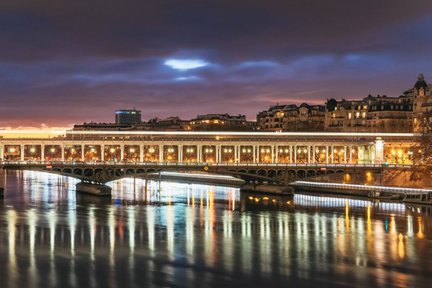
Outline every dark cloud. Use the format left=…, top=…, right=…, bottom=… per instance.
left=1, top=0, right=432, bottom=127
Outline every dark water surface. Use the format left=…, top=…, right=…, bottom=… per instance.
left=0, top=170, right=432, bottom=288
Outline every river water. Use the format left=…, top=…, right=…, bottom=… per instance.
left=0, top=170, right=432, bottom=288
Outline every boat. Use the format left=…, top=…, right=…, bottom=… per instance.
left=403, top=192, right=432, bottom=205
left=76, top=182, right=112, bottom=196
left=368, top=190, right=404, bottom=200
left=241, top=183, right=294, bottom=195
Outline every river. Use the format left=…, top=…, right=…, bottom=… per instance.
left=0, top=170, right=431, bottom=287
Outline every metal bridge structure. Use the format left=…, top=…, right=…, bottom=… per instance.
left=0, top=130, right=416, bottom=193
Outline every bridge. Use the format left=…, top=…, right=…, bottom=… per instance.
left=0, top=130, right=416, bottom=195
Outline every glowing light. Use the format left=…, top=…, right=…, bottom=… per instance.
left=164, top=59, right=208, bottom=70
left=65, top=130, right=416, bottom=137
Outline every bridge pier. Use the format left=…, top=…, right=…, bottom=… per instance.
left=76, top=181, right=111, bottom=196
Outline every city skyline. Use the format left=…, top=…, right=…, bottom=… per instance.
left=1, top=0, right=432, bottom=128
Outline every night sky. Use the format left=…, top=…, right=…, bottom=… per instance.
left=1, top=0, right=432, bottom=128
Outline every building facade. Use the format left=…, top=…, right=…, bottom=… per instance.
left=258, top=74, right=431, bottom=133
left=324, top=95, right=413, bottom=132
left=188, top=114, right=256, bottom=131
left=115, top=109, right=142, bottom=125
left=257, top=103, right=325, bottom=131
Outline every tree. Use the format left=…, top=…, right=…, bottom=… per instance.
left=410, top=110, right=432, bottom=182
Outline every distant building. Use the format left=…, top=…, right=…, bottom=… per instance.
left=188, top=114, right=256, bottom=131
left=257, top=103, right=325, bottom=131
left=324, top=95, right=413, bottom=132
left=115, top=109, right=142, bottom=125
left=145, top=117, right=189, bottom=130
left=404, top=74, right=432, bottom=131
left=73, top=122, right=133, bottom=131
left=324, top=74, right=432, bottom=132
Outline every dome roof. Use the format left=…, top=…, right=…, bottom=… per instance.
left=415, top=73, right=428, bottom=90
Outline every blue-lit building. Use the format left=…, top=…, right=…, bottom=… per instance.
left=115, top=109, right=142, bottom=125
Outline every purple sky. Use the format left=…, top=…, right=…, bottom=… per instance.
left=1, top=0, right=432, bottom=128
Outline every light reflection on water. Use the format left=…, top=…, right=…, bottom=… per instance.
left=0, top=170, right=432, bottom=287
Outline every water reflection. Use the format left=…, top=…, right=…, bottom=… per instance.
left=0, top=170, right=432, bottom=287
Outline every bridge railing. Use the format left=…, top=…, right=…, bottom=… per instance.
left=0, top=160, right=412, bottom=169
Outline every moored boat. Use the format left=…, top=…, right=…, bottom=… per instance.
left=76, top=182, right=112, bottom=196
left=403, top=192, right=432, bottom=205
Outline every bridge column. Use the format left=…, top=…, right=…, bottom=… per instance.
left=252, top=145, right=256, bottom=163
left=159, top=145, right=163, bottom=162
left=349, top=145, right=353, bottom=164
left=61, top=145, right=65, bottom=162
left=271, top=145, right=275, bottom=163
left=234, top=145, right=239, bottom=163
left=20, top=144, right=24, bottom=161
left=0, top=145, right=3, bottom=161
left=374, top=138, right=384, bottom=164
left=331, top=145, right=334, bottom=164
left=120, top=145, right=125, bottom=161
left=178, top=145, right=183, bottom=162
left=41, top=145, right=45, bottom=161
left=139, top=145, right=144, bottom=162
left=216, top=145, right=221, bottom=163
left=101, top=145, right=105, bottom=161
left=344, top=146, right=347, bottom=164
left=312, top=145, right=316, bottom=164
left=294, top=145, right=297, bottom=163
left=198, top=145, right=203, bottom=162
left=274, top=145, right=278, bottom=163
left=81, top=145, right=84, bottom=161
left=290, top=145, right=293, bottom=163
left=307, top=146, right=311, bottom=164
left=325, top=145, right=329, bottom=164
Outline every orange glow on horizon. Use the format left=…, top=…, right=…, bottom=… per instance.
left=0, top=128, right=68, bottom=138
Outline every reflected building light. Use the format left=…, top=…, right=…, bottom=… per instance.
left=278, top=214, right=285, bottom=240
left=69, top=209, right=77, bottom=256
left=314, top=214, right=320, bottom=237
left=166, top=205, right=174, bottom=260
left=7, top=210, right=17, bottom=282
left=231, top=188, right=236, bottom=211
left=27, top=209, right=37, bottom=257
left=260, top=214, right=272, bottom=274
left=88, top=206, right=96, bottom=261
left=27, top=208, right=38, bottom=284
left=128, top=208, right=136, bottom=253
left=223, top=210, right=233, bottom=238
left=185, top=207, right=195, bottom=264
left=374, top=221, right=385, bottom=264
left=417, top=217, right=424, bottom=239
left=242, top=214, right=251, bottom=238
left=147, top=207, right=155, bottom=255
left=48, top=210, right=57, bottom=256
left=240, top=214, right=253, bottom=275
left=398, top=233, right=406, bottom=259
left=204, top=209, right=213, bottom=265
left=109, top=207, right=116, bottom=266
left=222, top=210, right=234, bottom=274
left=321, top=217, right=327, bottom=237
left=390, top=215, right=397, bottom=235
left=407, top=215, right=414, bottom=237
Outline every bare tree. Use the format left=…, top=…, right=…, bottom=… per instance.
left=410, top=110, right=432, bottom=181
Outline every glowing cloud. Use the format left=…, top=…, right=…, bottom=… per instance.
left=164, top=59, right=208, bottom=70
